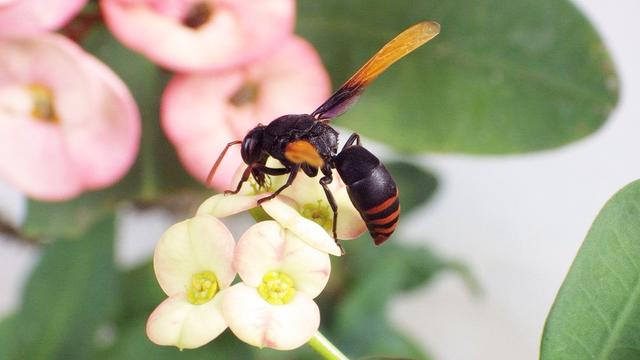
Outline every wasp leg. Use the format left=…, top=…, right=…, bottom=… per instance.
left=257, top=165, right=300, bottom=204
left=342, top=133, right=361, bottom=150
left=319, top=168, right=345, bottom=254
left=258, top=166, right=290, bottom=176
left=224, top=166, right=252, bottom=195
left=224, top=165, right=290, bottom=195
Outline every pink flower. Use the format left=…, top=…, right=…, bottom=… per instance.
left=0, top=33, right=140, bottom=200
left=223, top=220, right=330, bottom=350
left=0, top=0, right=88, bottom=33
left=161, top=36, right=330, bottom=189
left=147, top=214, right=236, bottom=349
left=101, top=0, right=295, bottom=72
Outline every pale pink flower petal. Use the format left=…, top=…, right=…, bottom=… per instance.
left=223, top=283, right=320, bottom=350
left=261, top=198, right=342, bottom=256
left=101, top=0, right=294, bottom=72
left=154, top=215, right=235, bottom=296
left=162, top=36, right=330, bottom=189
left=234, top=221, right=330, bottom=297
left=0, top=33, right=139, bottom=200
left=0, top=0, right=88, bottom=33
left=333, top=187, right=367, bottom=239
left=146, top=292, right=227, bottom=349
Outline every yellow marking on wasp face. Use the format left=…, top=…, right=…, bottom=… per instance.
left=284, top=140, right=324, bottom=168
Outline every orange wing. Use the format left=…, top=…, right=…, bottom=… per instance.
left=312, top=21, right=440, bottom=120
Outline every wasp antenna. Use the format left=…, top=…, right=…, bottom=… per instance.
left=206, top=140, right=242, bottom=187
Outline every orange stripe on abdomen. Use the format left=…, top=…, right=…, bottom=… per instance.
left=372, top=221, right=399, bottom=235
left=368, top=207, right=401, bottom=225
left=364, top=189, right=399, bottom=215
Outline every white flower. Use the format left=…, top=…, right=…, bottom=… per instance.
left=146, top=215, right=235, bottom=350
left=197, top=160, right=366, bottom=256
left=222, top=220, right=330, bottom=350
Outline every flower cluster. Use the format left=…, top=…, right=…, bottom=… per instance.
left=0, top=0, right=328, bottom=200
left=147, top=163, right=366, bottom=350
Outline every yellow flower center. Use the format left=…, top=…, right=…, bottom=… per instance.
left=258, top=271, right=296, bottom=305
left=27, top=84, right=58, bottom=123
left=187, top=271, right=219, bottom=305
left=182, top=2, right=213, bottom=29
left=230, top=82, right=259, bottom=107
left=301, top=200, right=333, bottom=232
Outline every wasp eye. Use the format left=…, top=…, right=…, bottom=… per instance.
left=241, top=128, right=263, bottom=164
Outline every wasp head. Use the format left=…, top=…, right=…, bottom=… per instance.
left=241, top=126, right=265, bottom=164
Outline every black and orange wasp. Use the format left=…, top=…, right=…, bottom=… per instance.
left=207, top=21, right=440, bottom=247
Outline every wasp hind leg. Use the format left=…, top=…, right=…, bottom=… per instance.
left=319, top=169, right=345, bottom=254
left=342, top=133, right=361, bottom=151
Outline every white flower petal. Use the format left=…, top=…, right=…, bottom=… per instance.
left=223, top=283, right=319, bottom=350
left=196, top=193, right=264, bottom=218
left=261, top=198, right=342, bottom=256
left=278, top=170, right=325, bottom=205
left=234, top=221, right=330, bottom=297
left=154, top=215, right=235, bottom=295
left=146, top=293, right=227, bottom=350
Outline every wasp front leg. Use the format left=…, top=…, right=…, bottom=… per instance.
left=225, top=165, right=290, bottom=195
left=224, top=166, right=252, bottom=195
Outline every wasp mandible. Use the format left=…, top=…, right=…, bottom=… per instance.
left=208, top=21, right=440, bottom=246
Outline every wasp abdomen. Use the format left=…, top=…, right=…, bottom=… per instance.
left=335, top=146, right=399, bottom=245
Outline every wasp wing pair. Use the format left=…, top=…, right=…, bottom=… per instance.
left=311, top=21, right=440, bottom=121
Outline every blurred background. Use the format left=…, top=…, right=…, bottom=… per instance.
left=1, top=0, right=638, bottom=359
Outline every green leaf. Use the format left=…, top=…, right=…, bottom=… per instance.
left=331, top=242, right=438, bottom=359
left=22, top=184, right=133, bottom=238
left=116, top=261, right=164, bottom=324
left=541, top=180, right=640, bottom=360
left=386, top=161, right=437, bottom=215
left=11, top=214, right=118, bottom=360
left=97, top=317, right=254, bottom=360
left=298, top=0, right=618, bottom=153
left=316, top=238, right=470, bottom=359
left=0, top=315, right=15, bottom=359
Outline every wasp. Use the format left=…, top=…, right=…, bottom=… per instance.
left=208, top=21, right=440, bottom=246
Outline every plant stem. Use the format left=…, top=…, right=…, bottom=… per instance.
left=308, top=331, right=350, bottom=360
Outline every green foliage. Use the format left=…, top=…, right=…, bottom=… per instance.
left=22, top=185, right=132, bottom=238
left=541, top=180, right=640, bottom=360
left=6, top=0, right=622, bottom=359
left=387, top=161, right=438, bottom=214
left=0, top=315, right=15, bottom=359
left=5, top=214, right=118, bottom=360
left=298, top=0, right=618, bottom=154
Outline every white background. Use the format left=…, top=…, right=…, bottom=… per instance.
left=1, top=0, right=639, bottom=359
